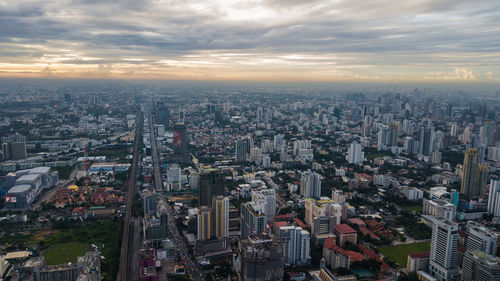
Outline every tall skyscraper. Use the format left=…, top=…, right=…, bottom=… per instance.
left=450, top=122, right=458, bottom=137
left=273, top=134, right=285, bottom=151
left=462, top=250, right=500, bottom=281
left=261, top=139, right=273, bottom=153
left=300, top=171, right=321, bottom=199
left=178, top=108, right=185, bottom=124
left=429, top=218, right=460, bottom=281
left=197, top=206, right=211, bottom=241
left=172, top=123, right=188, bottom=155
left=155, top=102, right=170, bottom=127
left=461, top=148, right=480, bottom=198
left=466, top=222, right=498, bottom=256
left=262, top=155, right=271, bottom=168
left=419, top=126, right=435, bottom=157
left=241, top=202, right=268, bottom=238
left=479, top=165, right=491, bottom=198
left=480, top=120, right=495, bottom=147
left=377, top=125, right=390, bottom=151
left=388, top=121, right=400, bottom=146
left=199, top=169, right=224, bottom=208
left=2, top=142, right=27, bottom=160
left=346, top=141, right=364, bottom=165
left=235, top=140, right=248, bottom=163
left=256, top=106, right=263, bottom=123
left=278, top=226, right=311, bottom=266
left=213, top=196, right=229, bottom=239
left=488, top=178, right=500, bottom=216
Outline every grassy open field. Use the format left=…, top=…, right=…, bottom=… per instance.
left=379, top=241, right=431, bottom=267
left=44, top=242, right=88, bottom=265
left=0, top=220, right=122, bottom=281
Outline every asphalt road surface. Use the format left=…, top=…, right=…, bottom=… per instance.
left=116, top=111, right=142, bottom=281
left=149, top=109, right=204, bottom=281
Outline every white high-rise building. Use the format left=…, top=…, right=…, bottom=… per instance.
left=167, top=165, right=182, bottom=191
left=466, top=221, right=498, bottom=256
left=377, top=125, right=390, bottom=151
left=251, top=188, right=277, bottom=219
left=480, top=121, right=495, bottom=147
left=261, top=139, right=273, bottom=153
left=300, top=171, right=321, bottom=199
left=256, top=107, right=263, bottom=123
left=423, top=198, right=456, bottom=221
left=487, top=178, right=500, bottom=216
left=273, top=134, right=285, bottom=151
left=450, top=122, right=458, bottom=137
left=346, top=141, right=364, bottom=165
left=429, top=218, right=460, bottom=281
left=262, top=155, right=271, bottom=168
left=462, top=250, right=500, bottom=281
left=278, top=226, right=311, bottom=266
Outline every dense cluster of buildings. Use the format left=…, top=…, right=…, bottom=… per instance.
left=5, top=84, right=500, bottom=281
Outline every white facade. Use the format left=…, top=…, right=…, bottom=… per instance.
left=262, top=155, right=271, bottom=168
left=261, top=139, right=273, bottom=153
left=429, top=218, right=460, bottom=281
left=300, top=171, right=321, bottom=199
left=346, top=141, right=364, bottom=165
left=401, top=186, right=424, bottom=201
left=488, top=178, right=500, bottom=216
left=278, top=226, right=311, bottom=266
left=466, top=221, right=498, bottom=256
left=423, top=199, right=456, bottom=221
left=251, top=188, right=277, bottom=219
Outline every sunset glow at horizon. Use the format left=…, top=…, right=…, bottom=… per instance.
left=1, top=0, right=499, bottom=81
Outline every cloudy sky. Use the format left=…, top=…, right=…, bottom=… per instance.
left=0, top=0, right=499, bottom=81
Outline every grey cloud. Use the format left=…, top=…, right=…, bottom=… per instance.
left=0, top=0, right=499, bottom=80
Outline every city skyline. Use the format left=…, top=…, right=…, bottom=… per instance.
left=1, top=0, right=500, bottom=81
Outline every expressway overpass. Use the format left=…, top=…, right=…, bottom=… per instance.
left=116, top=111, right=143, bottom=281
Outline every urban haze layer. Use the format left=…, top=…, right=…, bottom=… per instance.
left=1, top=80, right=500, bottom=281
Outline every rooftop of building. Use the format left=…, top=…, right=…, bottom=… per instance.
left=293, top=218, right=307, bottom=229
left=347, top=218, right=365, bottom=226
left=408, top=251, right=430, bottom=259
left=5, top=251, right=31, bottom=260
left=8, top=184, right=31, bottom=194
left=16, top=174, right=40, bottom=182
left=467, top=250, right=500, bottom=265
left=334, top=223, right=356, bottom=234
left=323, top=237, right=364, bottom=263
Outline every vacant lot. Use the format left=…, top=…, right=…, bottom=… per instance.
left=379, top=241, right=431, bottom=267
left=43, top=242, right=88, bottom=265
